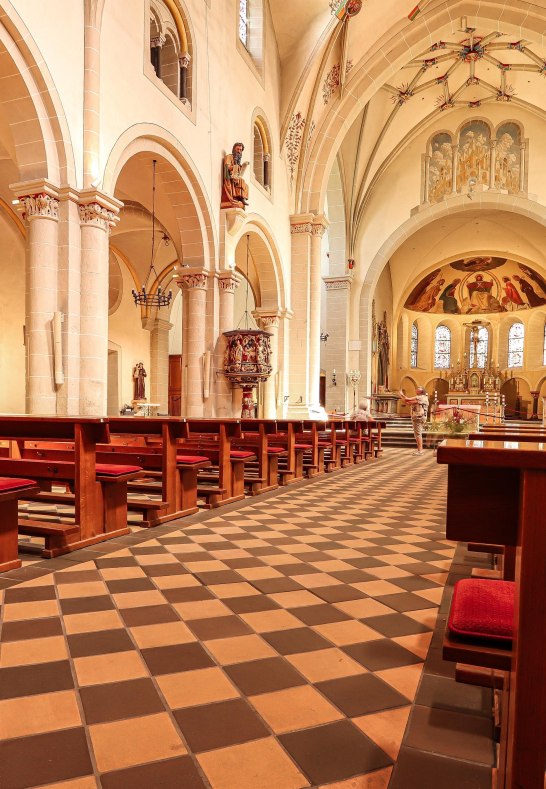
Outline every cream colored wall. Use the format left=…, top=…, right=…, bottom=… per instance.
left=0, top=218, right=25, bottom=412
left=108, top=263, right=151, bottom=407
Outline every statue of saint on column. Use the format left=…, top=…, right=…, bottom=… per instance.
left=132, top=362, right=147, bottom=401
left=221, top=143, right=249, bottom=209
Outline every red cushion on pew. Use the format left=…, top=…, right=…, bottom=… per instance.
left=294, top=444, right=312, bottom=450
left=96, top=464, right=142, bottom=476
left=176, top=455, right=210, bottom=464
left=448, top=578, right=514, bottom=643
left=230, top=450, right=255, bottom=459
left=0, top=477, right=37, bottom=492
left=267, top=447, right=286, bottom=454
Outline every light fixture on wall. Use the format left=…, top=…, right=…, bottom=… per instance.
left=320, top=330, right=329, bottom=343
left=132, top=159, right=173, bottom=309
left=332, top=369, right=337, bottom=386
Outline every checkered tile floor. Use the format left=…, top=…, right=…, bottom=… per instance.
left=0, top=449, right=494, bottom=788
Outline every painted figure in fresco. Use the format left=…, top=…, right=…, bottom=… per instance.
left=518, top=264, right=546, bottom=300
left=439, top=279, right=461, bottom=314
left=132, top=362, right=147, bottom=400
left=222, top=143, right=249, bottom=208
left=466, top=274, right=501, bottom=313
left=513, top=276, right=546, bottom=308
left=405, top=269, right=441, bottom=309
left=502, top=276, right=525, bottom=310
left=234, top=337, right=243, bottom=365
left=411, top=278, right=445, bottom=312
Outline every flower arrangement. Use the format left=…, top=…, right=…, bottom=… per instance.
left=427, top=407, right=475, bottom=435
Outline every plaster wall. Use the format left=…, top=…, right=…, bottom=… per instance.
left=0, top=218, right=25, bottom=412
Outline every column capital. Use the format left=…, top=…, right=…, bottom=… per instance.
left=312, top=214, right=329, bottom=236
left=290, top=213, right=314, bottom=234
left=323, top=275, right=353, bottom=291
left=79, top=189, right=123, bottom=231
left=217, top=270, right=241, bottom=292
left=11, top=179, right=60, bottom=221
left=151, top=33, right=166, bottom=47
left=179, top=52, right=191, bottom=67
left=177, top=267, right=208, bottom=290
left=490, top=139, right=498, bottom=149
left=252, top=308, right=282, bottom=329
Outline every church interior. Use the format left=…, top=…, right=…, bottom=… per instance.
left=1, top=1, right=545, bottom=787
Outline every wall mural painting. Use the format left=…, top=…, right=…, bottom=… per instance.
left=495, top=123, right=521, bottom=192
left=429, top=133, right=453, bottom=203
left=457, top=120, right=490, bottom=195
left=405, top=258, right=546, bottom=315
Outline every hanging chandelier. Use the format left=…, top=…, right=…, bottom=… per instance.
left=132, top=159, right=173, bottom=308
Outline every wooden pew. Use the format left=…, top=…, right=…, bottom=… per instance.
left=437, top=438, right=546, bottom=788
left=0, top=417, right=141, bottom=558
left=269, top=420, right=310, bottom=483
left=297, top=420, right=326, bottom=476
left=236, top=419, right=285, bottom=494
left=0, top=477, right=40, bottom=572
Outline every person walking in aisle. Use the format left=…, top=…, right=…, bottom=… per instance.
left=398, top=387, right=429, bottom=455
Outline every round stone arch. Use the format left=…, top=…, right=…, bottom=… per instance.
left=103, top=125, right=217, bottom=269
left=0, top=1, right=74, bottom=184
left=298, top=0, right=546, bottom=216
left=230, top=215, right=286, bottom=311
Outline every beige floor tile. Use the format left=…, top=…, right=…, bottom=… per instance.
left=260, top=554, right=304, bottom=567
left=98, top=567, right=147, bottom=580
left=181, top=560, right=229, bottom=572
left=172, top=599, right=231, bottom=620
left=313, top=620, right=383, bottom=646
left=111, top=590, right=167, bottom=609
left=393, top=631, right=434, bottom=659
left=270, top=590, right=322, bottom=608
left=353, top=580, right=407, bottom=597
left=309, top=560, right=354, bottom=572
left=333, top=598, right=394, bottom=619
left=240, top=609, right=302, bottom=633
left=363, top=566, right=412, bottom=579
left=157, top=666, right=239, bottom=708
left=153, top=574, right=202, bottom=589
left=209, top=549, right=251, bottom=559
left=376, top=664, right=423, bottom=700
left=318, top=769, right=393, bottom=789
left=208, top=582, right=261, bottom=599
left=413, top=586, right=445, bottom=604
left=74, top=650, right=149, bottom=687
left=0, top=690, right=81, bottom=739
left=63, top=610, right=124, bottom=635
left=326, top=549, right=364, bottom=559
left=198, top=736, right=309, bottom=789
left=89, top=713, right=186, bottom=773
left=373, top=554, right=421, bottom=567
left=2, top=600, right=59, bottom=622
left=0, top=635, right=68, bottom=667
left=56, top=582, right=108, bottom=599
left=354, top=706, right=412, bottom=760
left=403, top=608, right=439, bottom=629
left=250, top=685, right=343, bottom=734
left=130, top=621, right=196, bottom=648
left=287, top=648, right=365, bottom=682
left=236, top=567, right=283, bottom=581
left=291, top=573, right=343, bottom=589
left=131, top=554, right=178, bottom=566
left=205, top=634, right=277, bottom=665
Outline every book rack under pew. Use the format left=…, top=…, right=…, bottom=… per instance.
left=0, top=416, right=142, bottom=558
left=0, top=477, right=40, bottom=571
left=235, top=420, right=286, bottom=494
left=268, top=420, right=310, bottom=484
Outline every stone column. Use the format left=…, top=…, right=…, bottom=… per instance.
left=253, top=310, right=281, bottom=418
left=263, top=153, right=271, bottom=191
left=78, top=193, right=121, bottom=415
left=324, top=275, right=353, bottom=413
left=150, top=33, right=165, bottom=77
left=179, top=52, right=191, bottom=103
left=451, top=144, right=459, bottom=194
left=14, top=184, right=60, bottom=414
left=309, top=216, right=328, bottom=406
left=489, top=139, right=497, bottom=189
left=177, top=269, right=208, bottom=416
left=216, top=271, right=240, bottom=416
left=83, top=0, right=105, bottom=187
left=288, top=214, right=313, bottom=414
left=519, top=142, right=526, bottom=193
left=145, top=317, right=173, bottom=413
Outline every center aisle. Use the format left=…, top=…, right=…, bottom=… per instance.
left=0, top=449, right=493, bottom=789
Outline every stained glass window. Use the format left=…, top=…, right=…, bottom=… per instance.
left=469, top=326, right=489, bottom=369
left=434, top=325, right=451, bottom=369
left=410, top=323, right=418, bottom=368
left=508, top=322, right=524, bottom=368
left=239, top=0, right=249, bottom=47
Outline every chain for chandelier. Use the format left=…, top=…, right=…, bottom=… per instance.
left=132, top=158, right=173, bottom=308
left=236, top=233, right=252, bottom=330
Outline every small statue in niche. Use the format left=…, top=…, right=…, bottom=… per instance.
left=221, top=143, right=249, bottom=209
left=132, top=362, right=147, bottom=401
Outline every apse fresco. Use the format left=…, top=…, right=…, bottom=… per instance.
left=405, top=258, right=546, bottom=315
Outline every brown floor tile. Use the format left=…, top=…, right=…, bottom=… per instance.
left=67, top=629, right=134, bottom=658
left=375, top=592, right=438, bottom=613
left=54, top=570, right=103, bottom=584
left=89, top=712, right=187, bottom=773
left=204, top=634, right=277, bottom=665
left=157, top=666, right=239, bottom=708
left=312, top=585, right=367, bottom=603
left=141, top=642, right=215, bottom=675
left=0, top=617, right=63, bottom=642
left=100, top=755, right=207, bottom=789
left=106, top=578, right=156, bottom=594
left=343, top=639, right=423, bottom=672
left=361, top=613, right=431, bottom=638
left=389, top=746, right=492, bottom=789
left=174, top=697, right=269, bottom=752
left=250, top=684, right=343, bottom=733
left=4, top=585, right=57, bottom=603
left=74, top=651, right=148, bottom=687
left=80, top=678, right=165, bottom=724
left=249, top=577, right=304, bottom=593
left=0, top=690, right=82, bottom=740
left=0, top=727, right=93, bottom=789
left=224, top=656, right=306, bottom=695
left=279, top=720, right=392, bottom=786
left=224, top=594, right=280, bottom=614
left=317, top=674, right=409, bottom=717
left=119, top=604, right=180, bottom=628
left=263, top=627, right=331, bottom=655
left=141, top=563, right=189, bottom=577
left=403, top=705, right=495, bottom=765
left=197, top=736, right=308, bottom=789
left=194, top=570, right=244, bottom=585
left=290, top=604, right=351, bottom=626
left=0, top=660, right=74, bottom=700
left=59, top=595, right=115, bottom=615
left=161, top=586, right=213, bottom=604
left=188, top=615, right=252, bottom=640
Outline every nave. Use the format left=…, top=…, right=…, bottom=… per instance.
left=0, top=450, right=494, bottom=789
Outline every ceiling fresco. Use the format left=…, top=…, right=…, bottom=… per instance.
left=404, top=257, right=546, bottom=315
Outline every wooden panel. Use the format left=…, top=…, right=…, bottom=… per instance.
left=168, top=355, right=182, bottom=416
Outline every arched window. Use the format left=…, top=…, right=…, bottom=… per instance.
left=410, top=323, right=418, bottom=368
left=239, top=0, right=249, bottom=47
left=508, top=322, right=524, bottom=368
left=469, top=326, right=489, bottom=369
left=252, top=118, right=271, bottom=191
left=434, top=325, right=451, bottom=369
left=237, top=0, right=264, bottom=75
left=150, top=0, right=192, bottom=105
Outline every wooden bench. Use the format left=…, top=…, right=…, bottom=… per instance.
left=269, top=420, right=310, bottom=483
left=437, top=438, right=546, bottom=788
left=0, top=417, right=141, bottom=558
left=297, top=420, right=325, bottom=476
left=236, top=420, right=286, bottom=494
left=0, top=477, right=40, bottom=572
